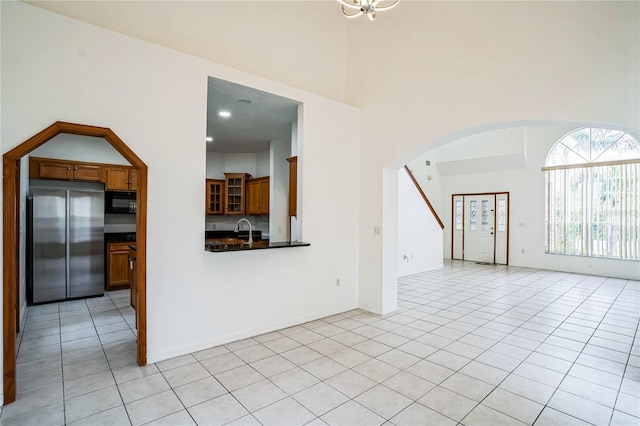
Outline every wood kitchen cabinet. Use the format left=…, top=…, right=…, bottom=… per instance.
left=29, top=157, right=140, bottom=190
left=287, top=156, right=297, bottom=217
left=224, top=173, right=250, bottom=215
left=29, top=157, right=104, bottom=182
left=246, top=177, right=270, bottom=215
left=129, top=169, right=139, bottom=191
left=106, top=166, right=138, bottom=191
left=107, top=242, right=131, bottom=290
left=205, top=179, right=225, bottom=215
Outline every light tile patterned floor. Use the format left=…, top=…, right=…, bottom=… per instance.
left=2, top=260, right=639, bottom=425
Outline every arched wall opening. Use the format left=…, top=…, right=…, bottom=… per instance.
left=379, top=120, right=640, bottom=315
left=2, top=122, right=148, bottom=405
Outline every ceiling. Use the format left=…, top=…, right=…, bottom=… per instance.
left=206, top=77, right=299, bottom=153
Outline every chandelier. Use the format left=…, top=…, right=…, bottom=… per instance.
left=338, top=0, right=400, bottom=21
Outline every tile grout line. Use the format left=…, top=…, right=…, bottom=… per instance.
left=529, top=277, right=631, bottom=425
left=87, top=293, right=132, bottom=425
left=58, top=302, right=67, bottom=425
left=606, top=280, right=640, bottom=426
left=396, top=269, right=624, bottom=425
left=395, top=268, right=591, bottom=425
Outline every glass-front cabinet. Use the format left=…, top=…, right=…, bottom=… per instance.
left=205, top=179, right=224, bottom=215
left=224, top=173, right=250, bottom=215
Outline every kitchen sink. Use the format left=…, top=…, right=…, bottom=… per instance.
left=205, top=238, right=269, bottom=251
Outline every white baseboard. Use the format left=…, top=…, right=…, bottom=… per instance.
left=147, top=303, right=359, bottom=364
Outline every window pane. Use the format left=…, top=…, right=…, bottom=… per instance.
left=497, top=200, right=506, bottom=232
left=564, top=168, right=585, bottom=255
left=590, top=128, right=625, bottom=160
left=470, top=200, right=477, bottom=231
left=546, top=127, right=640, bottom=260
left=481, top=200, right=489, bottom=230
left=455, top=200, right=463, bottom=231
left=594, top=134, right=640, bottom=162
left=557, top=128, right=591, bottom=162
left=547, top=143, right=589, bottom=166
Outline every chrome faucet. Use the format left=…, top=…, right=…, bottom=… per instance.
left=233, top=218, right=253, bottom=245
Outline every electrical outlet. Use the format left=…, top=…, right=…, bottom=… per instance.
left=373, top=226, right=381, bottom=236
left=278, top=227, right=282, bottom=234
left=521, top=249, right=525, bottom=254
left=335, top=278, right=341, bottom=287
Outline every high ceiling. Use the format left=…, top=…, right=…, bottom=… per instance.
left=206, top=77, right=299, bottom=153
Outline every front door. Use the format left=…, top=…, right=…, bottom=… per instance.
left=463, top=195, right=495, bottom=263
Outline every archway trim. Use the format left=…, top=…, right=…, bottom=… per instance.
left=3, top=121, right=147, bottom=405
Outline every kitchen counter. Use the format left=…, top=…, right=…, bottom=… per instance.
left=105, top=231, right=136, bottom=242
left=205, top=240, right=310, bottom=253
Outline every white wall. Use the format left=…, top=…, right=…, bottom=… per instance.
left=406, top=152, right=442, bottom=215
left=397, top=169, right=443, bottom=277
left=204, top=152, right=224, bottom=179
left=30, top=133, right=129, bottom=165
left=27, top=1, right=349, bottom=103
left=350, top=1, right=639, bottom=313
left=270, top=139, right=291, bottom=242
left=436, top=128, right=527, bottom=163
left=206, top=152, right=259, bottom=179
left=256, top=149, right=270, bottom=178
left=2, top=1, right=360, bottom=372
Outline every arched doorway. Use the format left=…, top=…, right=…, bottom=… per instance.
left=3, top=122, right=147, bottom=405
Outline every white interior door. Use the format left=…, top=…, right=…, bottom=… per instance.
left=463, top=195, right=495, bottom=263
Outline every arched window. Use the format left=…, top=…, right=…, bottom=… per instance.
left=543, top=128, right=640, bottom=260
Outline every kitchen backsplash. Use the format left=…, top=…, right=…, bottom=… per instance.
left=105, top=213, right=136, bottom=233
left=205, top=215, right=268, bottom=234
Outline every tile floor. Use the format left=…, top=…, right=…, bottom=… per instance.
left=1, top=260, right=639, bottom=425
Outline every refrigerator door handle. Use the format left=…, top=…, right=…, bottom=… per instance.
left=65, top=190, right=71, bottom=298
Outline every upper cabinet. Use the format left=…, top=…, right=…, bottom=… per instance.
left=206, top=174, right=270, bottom=216
left=205, top=179, right=225, bottom=215
left=246, top=177, right=270, bottom=215
left=129, top=169, right=139, bottom=191
left=30, top=157, right=138, bottom=190
left=29, top=157, right=104, bottom=182
left=287, top=156, right=297, bottom=217
left=106, top=166, right=138, bottom=191
left=224, top=173, right=251, bottom=215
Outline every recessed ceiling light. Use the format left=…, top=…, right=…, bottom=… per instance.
left=205, top=136, right=213, bottom=142
left=218, top=111, right=231, bottom=118
left=238, top=99, right=252, bottom=104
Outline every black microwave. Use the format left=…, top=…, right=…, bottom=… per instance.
left=105, top=191, right=137, bottom=214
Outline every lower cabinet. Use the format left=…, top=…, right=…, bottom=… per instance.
left=107, top=242, right=131, bottom=290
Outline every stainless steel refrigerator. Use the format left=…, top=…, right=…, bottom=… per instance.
left=27, top=179, right=105, bottom=303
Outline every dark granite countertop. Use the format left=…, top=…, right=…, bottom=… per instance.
left=105, top=232, right=136, bottom=242
left=205, top=230, right=262, bottom=240
left=205, top=240, right=310, bottom=253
